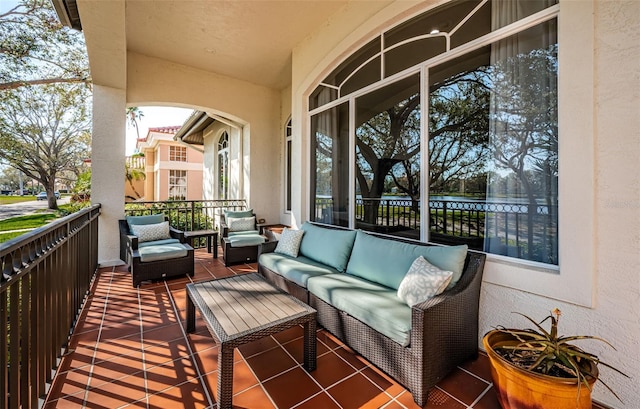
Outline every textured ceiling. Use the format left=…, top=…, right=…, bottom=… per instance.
left=124, top=1, right=351, bottom=90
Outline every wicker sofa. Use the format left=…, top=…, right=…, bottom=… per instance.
left=258, top=222, right=486, bottom=407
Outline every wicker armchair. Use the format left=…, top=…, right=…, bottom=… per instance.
left=119, top=214, right=194, bottom=287
left=220, top=210, right=266, bottom=266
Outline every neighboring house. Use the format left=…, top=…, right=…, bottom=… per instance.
left=135, top=126, right=204, bottom=201
left=54, top=1, right=640, bottom=406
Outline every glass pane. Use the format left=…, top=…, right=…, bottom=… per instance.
left=450, top=1, right=491, bottom=49
left=490, top=0, right=557, bottom=30
left=341, top=56, right=380, bottom=96
left=286, top=140, right=292, bottom=211
left=218, top=132, right=229, bottom=200
left=320, top=38, right=380, bottom=96
left=384, top=1, right=482, bottom=48
left=309, top=85, right=338, bottom=110
left=385, top=37, right=446, bottom=78
left=428, top=20, right=558, bottom=265
left=169, top=170, right=187, bottom=200
left=310, top=103, right=350, bottom=227
left=355, top=75, right=420, bottom=239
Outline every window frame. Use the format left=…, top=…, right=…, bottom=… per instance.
left=285, top=118, right=292, bottom=213
left=169, top=145, right=187, bottom=162
left=168, top=169, right=187, bottom=200
left=305, top=1, right=595, bottom=306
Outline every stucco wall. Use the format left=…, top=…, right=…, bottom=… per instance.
left=92, top=85, right=126, bottom=264
left=280, top=85, right=292, bottom=226
left=290, top=1, right=640, bottom=407
left=126, top=52, right=281, bottom=223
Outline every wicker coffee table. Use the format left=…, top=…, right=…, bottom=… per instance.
left=185, top=273, right=317, bottom=409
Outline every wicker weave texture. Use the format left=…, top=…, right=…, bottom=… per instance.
left=185, top=273, right=317, bottom=409
left=119, top=219, right=195, bottom=287
left=258, top=237, right=486, bottom=407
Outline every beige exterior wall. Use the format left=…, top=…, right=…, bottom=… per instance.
left=127, top=52, right=281, bottom=224
left=138, top=131, right=204, bottom=201
left=279, top=86, right=292, bottom=226
left=289, top=1, right=640, bottom=407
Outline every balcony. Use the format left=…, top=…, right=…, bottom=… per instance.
left=2, top=205, right=615, bottom=409
left=43, top=250, right=504, bottom=409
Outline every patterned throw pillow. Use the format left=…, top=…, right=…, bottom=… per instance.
left=227, top=216, right=256, bottom=232
left=130, top=221, right=171, bottom=243
left=274, top=228, right=305, bottom=257
left=397, top=256, right=453, bottom=306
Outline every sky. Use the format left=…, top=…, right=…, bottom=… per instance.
left=126, top=106, right=194, bottom=155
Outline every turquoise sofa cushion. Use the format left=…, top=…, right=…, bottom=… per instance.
left=228, top=234, right=265, bottom=247
left=307, top=274, right=412, bottom=346
left=138, top=243, right=188, bottom=262
left=126, top=214, right=165, bottom=227
left=299, top=223, right=357, bottom=272
left=259, top=253, right=339, bottom=288
left=346, top=231, right=468, bottom=290
left=138, top=238, right=180, bottom=248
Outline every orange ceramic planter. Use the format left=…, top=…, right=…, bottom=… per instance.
left=483, top=330, right=598, bottom=409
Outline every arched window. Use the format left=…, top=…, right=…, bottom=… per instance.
left=217, top=132, right=229, bottom=200
left=285, top=118, right=292, bottom=212
left=309, top=0, right=559, bottom=266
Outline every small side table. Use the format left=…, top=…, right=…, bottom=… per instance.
left=184, top=229, right=219, bottom=258
left=258, top=224, right=288, bottom=241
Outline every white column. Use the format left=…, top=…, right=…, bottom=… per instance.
left=92, top=85, right=126, bottom=265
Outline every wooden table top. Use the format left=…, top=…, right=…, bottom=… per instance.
left=186, top=273, right=315, bottom=343
left=184, top=229, right=218, bottom=237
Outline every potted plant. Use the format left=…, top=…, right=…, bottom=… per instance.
left=483, top=308, right=628, bottom=409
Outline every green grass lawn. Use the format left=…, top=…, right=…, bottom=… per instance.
left=0, top=213, right=58, bottom=231
left=0, top=230, right=29, bottom=242
left=0, top=195, right=37, bottom=204
left=0, top=203, right=89, bottom=244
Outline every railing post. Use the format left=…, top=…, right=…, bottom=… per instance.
left=442, top=201, right=448, bottom=234
left=191, top=201, right=195, bottom=231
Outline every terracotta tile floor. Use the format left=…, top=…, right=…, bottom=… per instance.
left=44, top=248, right=610, bottom=409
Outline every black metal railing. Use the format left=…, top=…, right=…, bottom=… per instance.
left=124, top=199, right=248, bottom=248
left=314, top=197, right=558, bottom=264
left=1, top=204, right=100, bottom=409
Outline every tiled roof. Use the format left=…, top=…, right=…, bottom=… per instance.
left=148, top=125, right=181, bottom=134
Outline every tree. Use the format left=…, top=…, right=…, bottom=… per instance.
left=354, top=70, right=490, bottom=226
left=125, top=161, right=145, bottom=201
left=0, top=0, right=90, bottom=91
left=0, top=166, right=22, bottom=191
left=356, top=93, right=421, bottom=223
left=0, top=83, right=91, bottom=209
left=72, top=168, right=91, bottom=202
left=428, top=69, right=490, bottom=194
left=126, top=107, right=144, bottom=139
left=125, top=108, right=145, bottom=200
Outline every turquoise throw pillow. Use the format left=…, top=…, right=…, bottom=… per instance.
left=224, top=209, right=253, bottom=218
left=299, top=223, right=357, bottom=272
left=346, top=231, right=467, bottom=290
left=126, top=214, right=165, bottom=229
